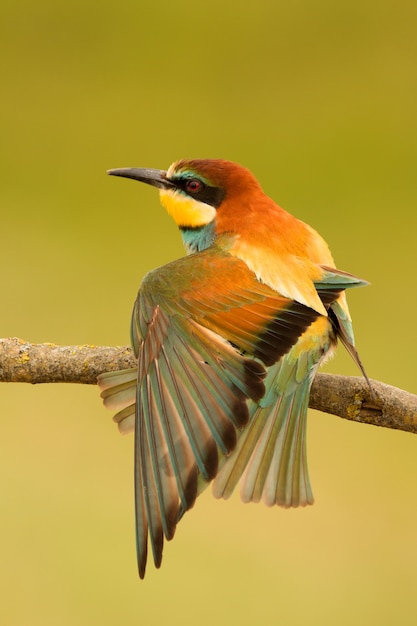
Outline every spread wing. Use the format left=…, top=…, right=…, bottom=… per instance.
left=100, top=247, right=323, bottom=577
left=98, top=249, right=369, bottom=577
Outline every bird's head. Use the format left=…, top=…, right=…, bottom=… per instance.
left=108, top=159, right=263, bottom=229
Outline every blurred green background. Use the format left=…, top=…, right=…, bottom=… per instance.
left=1, top=0, right=417, bottom=624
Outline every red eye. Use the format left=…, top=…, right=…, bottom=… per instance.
left=186, top=179, right=202, bottom=193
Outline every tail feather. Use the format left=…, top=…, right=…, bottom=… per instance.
left=261, top=384, right=312, bottom=506
left=213, top=375, right=314, bottom=507
left=212, top=315, right=332, bottom=509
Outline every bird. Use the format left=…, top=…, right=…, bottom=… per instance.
left=98, top=158, right=368, bottom=578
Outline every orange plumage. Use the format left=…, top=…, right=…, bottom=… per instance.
left=98, top=159, right=368, bottom=577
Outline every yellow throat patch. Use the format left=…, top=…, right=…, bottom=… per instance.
left=159, top=188, right=216, bottom=228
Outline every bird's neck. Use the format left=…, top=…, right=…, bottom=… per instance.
left=180, top=222, right=216, bottom=255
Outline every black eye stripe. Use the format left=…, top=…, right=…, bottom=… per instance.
left=170, top=177, right=226, bottom=208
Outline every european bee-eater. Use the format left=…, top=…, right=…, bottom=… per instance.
left=98, top=159, right=368, bottom=578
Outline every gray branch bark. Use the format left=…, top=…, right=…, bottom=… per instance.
left=1, top=337, right=416, bottom=434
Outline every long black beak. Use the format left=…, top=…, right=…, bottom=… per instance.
left=107, top=167, right=175, bottom=190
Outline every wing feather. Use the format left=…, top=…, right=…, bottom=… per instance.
left=98, top=245, right=368, bottom=577
left=132, top=303, right=268, bottom=575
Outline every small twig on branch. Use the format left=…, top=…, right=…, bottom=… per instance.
left=1, top=337, right=417, bottom=434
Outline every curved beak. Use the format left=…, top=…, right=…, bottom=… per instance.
left=107, top=167, right=175, bottom=190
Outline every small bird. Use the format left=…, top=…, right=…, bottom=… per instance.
left=98, top=159, right=368, bottom=578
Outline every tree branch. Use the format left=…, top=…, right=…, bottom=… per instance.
left=1, top=337, right=416, bottom=434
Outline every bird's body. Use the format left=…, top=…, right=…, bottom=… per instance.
left=98, top=159, right=367, bottom=577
